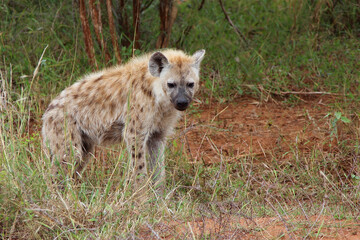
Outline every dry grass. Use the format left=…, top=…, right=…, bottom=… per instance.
left=1, top=0, right=360, bottom=238
left=2, top=60, right=359, bottom=238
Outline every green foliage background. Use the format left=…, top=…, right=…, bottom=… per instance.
left=1, top=0, right=359, bottom=100
left=1, top=0, right=360, bottom=238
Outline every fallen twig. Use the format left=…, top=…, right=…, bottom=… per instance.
left=280, top=91, right=341, bottom=95
left=303, top=199, right=326, bottom=239
left=188, top=222, right=196, bottom=240
left=145, top=222, right=162, bottom=240
left=265, top=198, right=296, bottom=240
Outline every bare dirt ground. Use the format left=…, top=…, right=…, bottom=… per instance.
left=142, top=215, right=360, bottom=239
left=180, top=96, right=351, bottom=164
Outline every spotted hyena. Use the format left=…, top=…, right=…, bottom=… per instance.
left=42, top=49, right=205, bottom=194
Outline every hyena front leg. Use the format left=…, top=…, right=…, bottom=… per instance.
left=146, top=130, right=166, bottom=194
left=124, top=127, right=149, bottom=196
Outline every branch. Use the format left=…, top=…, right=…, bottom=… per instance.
left=198, top=0, right=205, bottom=11
left=218, top=0, right=248, bottom=46
left=175, top=25, right=192, bottom=48
left=279, top=91, right=341, bottom=96
left=141, top=0, right=155, bottom=12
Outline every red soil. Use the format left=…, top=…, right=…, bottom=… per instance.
left=179, top=96, right=351, bottom=164
left=142, top=215, right=360, bottom=239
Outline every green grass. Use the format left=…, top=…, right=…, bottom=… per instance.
left=1, top=0, right=360, bottom=238
left=173, top=0, right=360, bottom=100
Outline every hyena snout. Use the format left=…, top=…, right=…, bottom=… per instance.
left=175, top=96, right=190, bottom=111
left=173, top=89, right=192, bottom=111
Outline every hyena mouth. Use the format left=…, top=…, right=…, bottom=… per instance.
left=173, top=89, right=191, bottom=111
left=175, top=105, right=188, bottom=111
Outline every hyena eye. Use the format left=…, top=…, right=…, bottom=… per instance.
left=187, top=82, right=194, bottom=88
left=167, top=83, right=176, bottom=88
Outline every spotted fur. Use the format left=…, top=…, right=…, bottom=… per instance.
left=42, top=49, right=205, bottom=194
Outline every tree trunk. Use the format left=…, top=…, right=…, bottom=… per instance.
left=132, top=0, right=141, bottom=49
left=79, top=0, right=98, bottom=69
left=156, top=0, right=178, bottom=49
left=118, top=0, right=131, bottom=47
left=89, top=0, right=111, bottom=63
left=106, top=0, right=122, bottom=64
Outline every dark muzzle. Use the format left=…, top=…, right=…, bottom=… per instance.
left=175, top=97, right=189, bottom=111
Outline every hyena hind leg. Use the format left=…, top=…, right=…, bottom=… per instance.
left=74, top=129, right=95, bottom=180
left=42, top=114, right=94, bottom=181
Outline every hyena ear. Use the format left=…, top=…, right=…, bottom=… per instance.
left=192, top=49, right=206, bottom=69
left=149, top=52, right=170, bottom=77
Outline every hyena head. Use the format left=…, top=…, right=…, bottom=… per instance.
left=149, top=49, right=206, bottom=111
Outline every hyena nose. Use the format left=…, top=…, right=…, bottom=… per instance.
left=175, top=98, right=189, bottom=111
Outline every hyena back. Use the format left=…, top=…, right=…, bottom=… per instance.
left=42, top=49, right=205, bottom=192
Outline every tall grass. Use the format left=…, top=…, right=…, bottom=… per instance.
left=1, top=0, right=360, bottom=238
